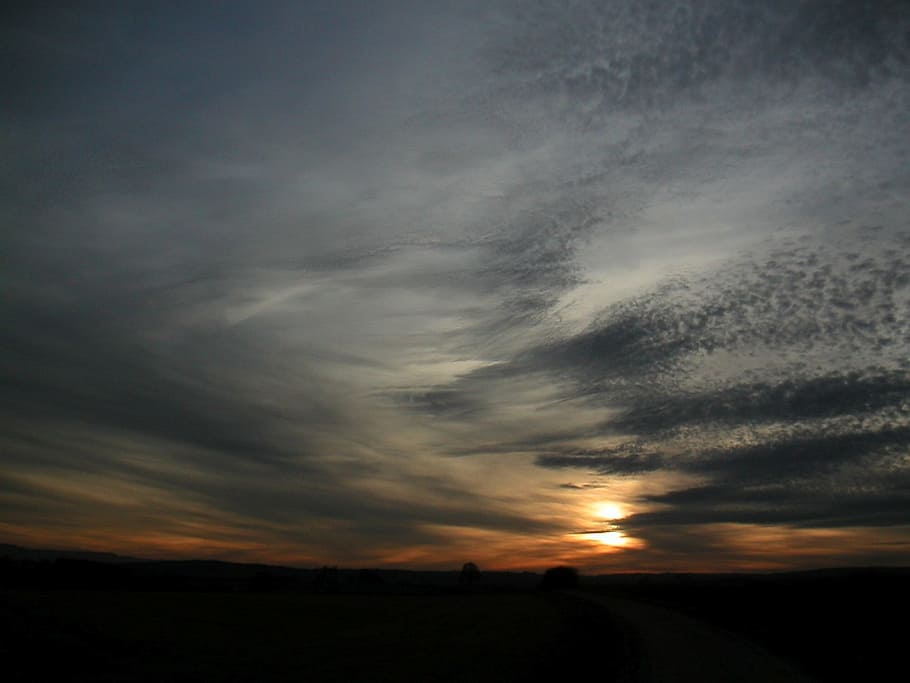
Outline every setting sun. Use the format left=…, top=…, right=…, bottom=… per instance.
left=587, top=530, right=630, bottom=547
left=594, top=502, right=625, bottom=520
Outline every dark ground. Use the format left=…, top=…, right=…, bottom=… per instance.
left=585, top=568, right=910, bottom=683
left=0, top=565, right=629, bottom=682
left=2, top=550, right=906, bottom=682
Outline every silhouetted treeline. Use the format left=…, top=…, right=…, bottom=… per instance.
left=0, top=555, right=541, bottom=594
left=540, top=566, right=579, bottom=590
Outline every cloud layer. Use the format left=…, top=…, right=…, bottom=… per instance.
left=2, top=0, right=909, bottom=570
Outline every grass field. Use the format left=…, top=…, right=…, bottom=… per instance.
left=1, top=589, right=628, bottom=682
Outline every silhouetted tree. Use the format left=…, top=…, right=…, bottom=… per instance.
left=460, top=562, right=482, bottom=584
left=540, top=565, right=579, bottom=590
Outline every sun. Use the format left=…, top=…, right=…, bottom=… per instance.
left=587, top=530, right=630, bottom=547
left=593, top=502, right=625, bottom=520
left=584, top=502, right=638, bottom=548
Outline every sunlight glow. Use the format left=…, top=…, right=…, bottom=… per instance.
left=593, top=502, right=625, bottom=520
left=587, top=531, right=630, bottom=547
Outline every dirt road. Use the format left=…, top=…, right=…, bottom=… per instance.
left=573, top=592, right=814, bottom=683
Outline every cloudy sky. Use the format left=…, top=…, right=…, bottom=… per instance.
left=3, top=0, right=909, bottom=572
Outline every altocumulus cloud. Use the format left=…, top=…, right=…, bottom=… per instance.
left=2, top=0, right=909, bottom=569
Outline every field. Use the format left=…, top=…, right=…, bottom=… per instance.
left=4, top=553, right=906, bottom=682
left=1, top=589, right=627, bottom=682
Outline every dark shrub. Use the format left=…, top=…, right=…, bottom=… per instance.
left=460, top=562, right=482, bottom=584
left=357, top=568, right=384, bottom=585
left=540, top=566, right=579, bottom=590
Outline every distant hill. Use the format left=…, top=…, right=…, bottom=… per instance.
left=0, top=543, right=542, bottom=592
left=0, top=543, right=140, bottom=564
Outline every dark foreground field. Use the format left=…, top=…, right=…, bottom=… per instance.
left=0, top=589, right=628, bottom=682
left=2, top=551, right=907, bottom=682
left=587, top=568, right=910, bottom=683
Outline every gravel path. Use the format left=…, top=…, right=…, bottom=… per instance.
left=572, top=592, right=815, bottom=683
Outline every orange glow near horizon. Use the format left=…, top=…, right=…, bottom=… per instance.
left=4, top=520, right=910, bottom=574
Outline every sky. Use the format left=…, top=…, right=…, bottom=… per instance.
left=2, top=0, right=909, bottom=573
